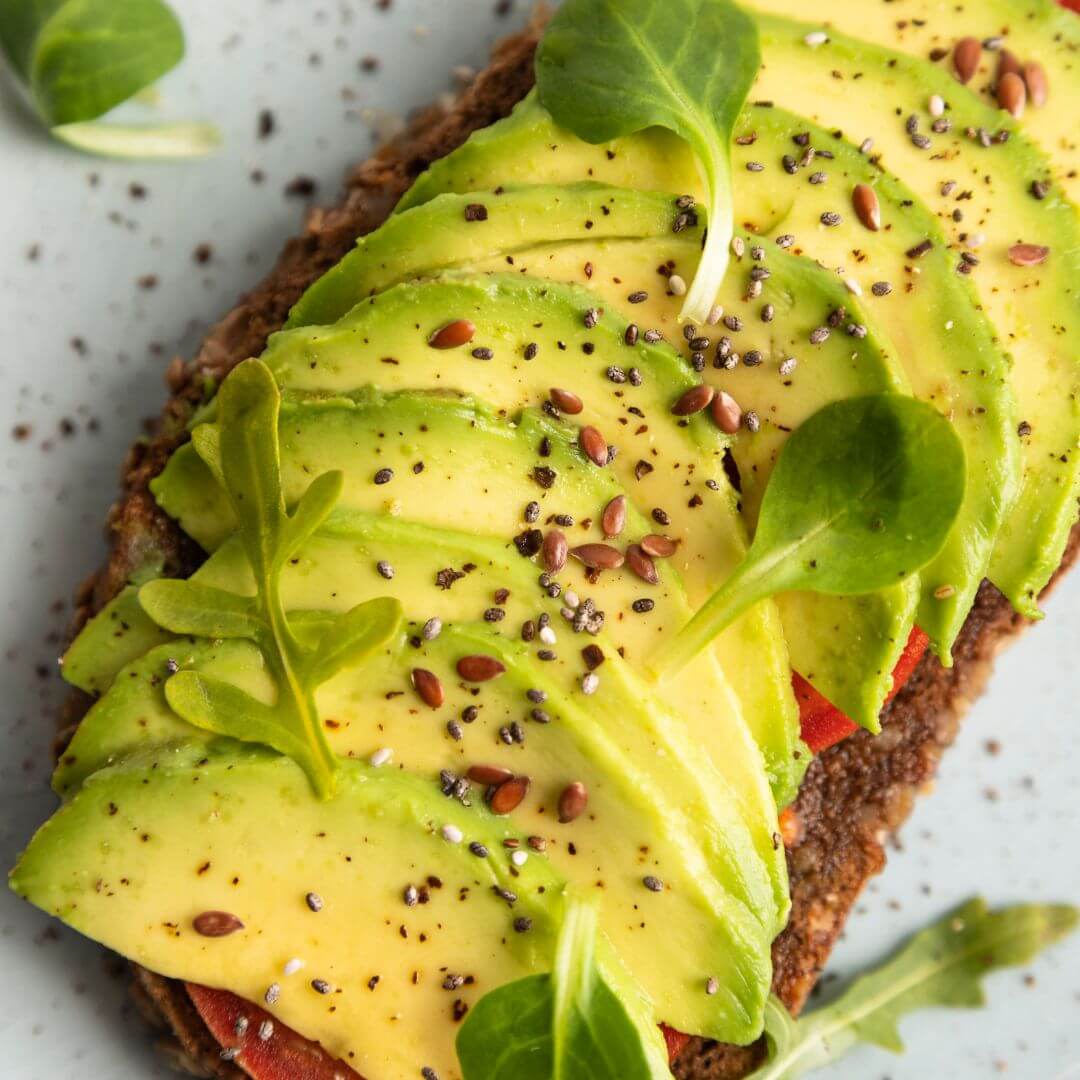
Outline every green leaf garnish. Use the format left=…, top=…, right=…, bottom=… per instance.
left=750, top=898, right=1078, bottom=1079
left=138, top=360, right=403, bottom=797
left=456, top=897, right=669, bottom=1079
left=653, top=395, right=965, bottom=678
left=535, top=0, right=759, bottom=324
left=0, top=0, right=219, bottom=158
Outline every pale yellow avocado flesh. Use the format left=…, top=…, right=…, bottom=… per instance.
left=396, top=89, right=1019, bottom=660
left=745, top=0, right=1080, bottom=206
left=12, top=748, right=598, bottom=1080
left=750, top=13, right=1080, bottom=618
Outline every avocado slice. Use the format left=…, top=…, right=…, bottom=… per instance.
left=285, top=183, right=689, bottom=330
left=750, top=13, right=1080, bottom=620
left=284, top=175, right=920, bottom=727
left=393, top=90, right=1019, bottom=659
left=151, top=392, right=790, bottom=920
left=58, top=508, right=789, bottom=922
left=260, top=272, right=803, bottom=804
left=16, top=744, right=630, bottom=1080
left=746, top=0, right=1080, bottom=206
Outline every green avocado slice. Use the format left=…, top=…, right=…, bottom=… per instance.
left=285, top=183, right=688, bottom=330
left=260, top=272, right=803, bottom=805
left=744, top=0, right=1080, bottom=207
left=57, top=510, right=789, bottom=926
left=16, top=744, right=684, bottom=1080
left=42, top=609, right=779, bottom=1037
left=151, top=394, right=789, bottom=923
left=750, top=13, right=1080, bottom=620
left=280, top=179, right=920, bottom=728
left=393, top=90, right=1019, bottom=660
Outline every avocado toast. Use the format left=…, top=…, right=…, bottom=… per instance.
left=10, top=2, right=1080, bottom=1078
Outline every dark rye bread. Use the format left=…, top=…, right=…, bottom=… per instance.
left=57, top=17, right=1078, bottom=1080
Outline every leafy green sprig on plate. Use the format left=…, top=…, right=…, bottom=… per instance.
left=0, top=0, right=219, bottom=158
left=138, top=360, right=402, bottom=798
left=751, top=898, right=1078, bottom=1079
left=536, top=0, right=760, bottom=324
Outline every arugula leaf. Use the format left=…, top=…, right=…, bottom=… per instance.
left=535, top=0, right=759, bottom=324
left=457, top=898, right=670, bottom=1079
left=752, top=898, right=1078, bottom=1079
left=653, top=395, right=965, bottom=678
left=138, top=360, right=403, bottom=797
left=0, top=0, right=218, bottom=158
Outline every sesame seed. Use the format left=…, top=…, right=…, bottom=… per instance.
left=934, top=584, right=956, bottom=600
left=422, top=617, right=442, bottom=640
left=264, top=983, right=280, bottom=1006
left=469, top=841, right=489, bottom=857
left=843, top=278, right=863, bottom=296
left=871, top=281, right=892, bottom=297
left=929, top=94, right=945, bottom=117
left=311, top=979, right=331, bottom=995
left=744, top=411, right=761, bottom=433
left=370, top=747, right=393, bottom=767
left=374, top=467, right=394, bottom=485
left=258, top=1020, right=274, bottom=1041
left=859, top=137, right=874, bottom=154
left=447, top=720, right=463, bottom=741
left=668, top=274, right=687, bottom=296
left=775, top=234, right=794, bottom=248
left=706, top=977, right=719, bottom=995
left=539, top=625, right=557, bottom=645
left=511, top=850, right=528, bottom=866
left=809, top=326, right=830, bottom=344
left=804, top=30, right=828, bottom=47
left=706, top=304, right=724, bottom=325
left=632, top=598, right=655, bottom=613
left=514, top=916, right=533, bottom=933
left=581, top=672, right=600, bottom=695
left=779, top=357, right=798, bottom=377
left=234, top=1017, right=249, bottom=1037
left=220, top=1048, right=240, bottom=1062
left=376, top=560, right=394, bottom=579
left=284, top=957, right=304, bottom=975
left=305, top=892, right=324, bottom=912
left=820, top=211, right=841, bottom=227
left=441, top=824, right=463, bottom=844
left=643, top=875, right=664, bottom=892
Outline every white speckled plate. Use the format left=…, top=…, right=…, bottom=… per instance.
left=0, top=2, right=1077, bottom=1077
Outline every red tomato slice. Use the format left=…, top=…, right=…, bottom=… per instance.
left=795, top=626, right=930, bottom=753
left=660, top=1023, right=691, bottom=1062
left=186, top=984, right=362, bottom=1079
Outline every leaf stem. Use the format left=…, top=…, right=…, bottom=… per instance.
left=681, top=143, right=731, bottom=324
left=649, top=554, right=774, bottom=680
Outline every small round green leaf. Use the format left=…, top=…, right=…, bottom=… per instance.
left=753, top=394, right=966, bottom=595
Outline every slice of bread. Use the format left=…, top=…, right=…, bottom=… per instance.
left=59, top=18, right=1078, bottom=1080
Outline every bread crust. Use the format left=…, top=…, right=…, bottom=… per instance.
left=56, top=19, right=1077, bottom=1080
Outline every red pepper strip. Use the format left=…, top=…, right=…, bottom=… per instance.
left=661, top=1023, right=692, bottom=1062
left=1060, top=0, right=1080, bottom=13
left=794, top=626, right=930, bottom=754
left=187, top=983, right=363, bottom=1079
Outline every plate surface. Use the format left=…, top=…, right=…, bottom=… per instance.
left=0, top=2, right=1077, bottom=1077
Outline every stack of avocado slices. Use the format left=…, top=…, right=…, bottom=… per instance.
left=11, top=2, right=1078, bottom=1078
